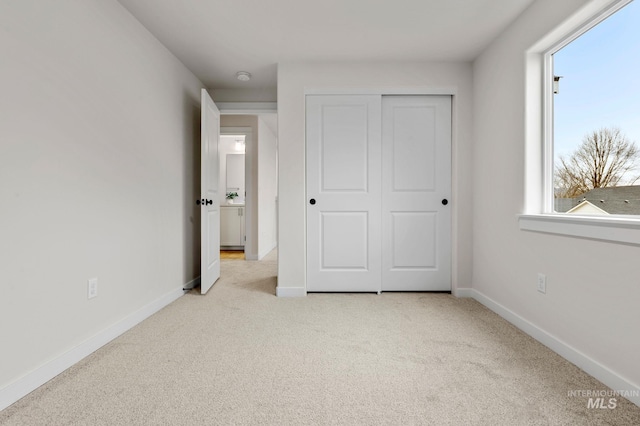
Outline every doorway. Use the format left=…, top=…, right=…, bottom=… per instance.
left=218, top=113, right=278, bottom=262
left=219, top=128, right=251, bottom=259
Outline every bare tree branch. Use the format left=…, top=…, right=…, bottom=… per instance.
left=554, top=127, right=640, bottom=198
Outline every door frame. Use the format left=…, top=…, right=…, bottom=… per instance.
left=303, top=88, right=459, bottom=294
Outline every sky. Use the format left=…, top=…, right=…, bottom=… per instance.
left=553, top=0, right=640, bottom=163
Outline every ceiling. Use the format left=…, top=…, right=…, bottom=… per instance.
left=117, top=0, right=534, bottom=91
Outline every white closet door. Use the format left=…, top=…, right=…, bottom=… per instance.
left=306, top=95, right=382, bottom=292
left=381, top=96, right=451, bottom=291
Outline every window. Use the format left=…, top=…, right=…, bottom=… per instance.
left=547, top=0, right=640, bottom=217
left=520, top=0, right=640, bottom=245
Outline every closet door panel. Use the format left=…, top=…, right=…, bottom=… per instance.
left=382, top=96, right=451, bottom=291
left=306, top=95, right=382, bottom=292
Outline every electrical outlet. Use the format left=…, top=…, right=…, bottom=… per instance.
left=88, top=278, right=98, bottom=299
left=537, top=273, right=546, bottom=294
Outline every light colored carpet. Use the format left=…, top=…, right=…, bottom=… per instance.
left=2, top=250, right=639, bottom=425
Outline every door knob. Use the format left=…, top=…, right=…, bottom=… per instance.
left=196, top=199, right=213, bottom=205
left=309, top=199, right=316, bottom=205
left=442, top=199, right=449, bottom=206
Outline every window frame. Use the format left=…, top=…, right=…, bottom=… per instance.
left=519, top=0, right=640, bottom=246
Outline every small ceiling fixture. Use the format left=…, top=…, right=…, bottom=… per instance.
left=236, top=71, right=251, bottom=82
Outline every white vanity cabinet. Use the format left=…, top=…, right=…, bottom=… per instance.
left=220, top=206, right=245, bottom=247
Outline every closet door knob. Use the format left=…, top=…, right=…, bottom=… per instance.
left=442, top=199, right=449, bottom=206
left=309, top=199, right=316, bottom=205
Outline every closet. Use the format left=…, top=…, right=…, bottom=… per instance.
left=306, top=95, right=451, bottom=292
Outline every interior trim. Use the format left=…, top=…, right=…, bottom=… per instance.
left=217, top=102, right=277, bottom=114
left=519, top=214, right=640, bottom=246
left=275, top=286, right=306, bottom=297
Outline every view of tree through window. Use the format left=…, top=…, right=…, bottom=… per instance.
left=552, top=0, right=640, bottom=215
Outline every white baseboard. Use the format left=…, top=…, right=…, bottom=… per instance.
left=468, top=288, right=640, bottom=407
left=276, top=286, right=306, bottom=297
left=183, top=276, right=200, bottom=290
left=453, top=287, right=474, bottom=298
left=258, top=242, right=278, bottom=260
left=0, top=286, right=187, bottom=412
left=258, top=242, right=277, bottom=260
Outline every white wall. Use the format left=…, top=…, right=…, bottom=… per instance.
left=472, top=0, right=640, bottom=392
left=276, top=62, right=474, bottom=295
left=258, top=116, right=278, bottom=258
left=0, top=0, right=203, bottom=401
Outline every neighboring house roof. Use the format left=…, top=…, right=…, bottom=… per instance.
left=555, top=185, right=640, bottom=215
left=554, top=197, right=576, bottom=213
left=565, top=200, right=609, bottom=215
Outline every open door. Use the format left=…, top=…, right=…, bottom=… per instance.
left=200, top=89, right=220, bottom=294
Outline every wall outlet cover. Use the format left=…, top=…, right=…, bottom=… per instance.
left=88, top=278, right=98, bottom=299
left=537, top=273, right=546, bottom=294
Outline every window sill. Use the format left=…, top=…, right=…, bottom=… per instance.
left=519, top=214, right=640, bottom=246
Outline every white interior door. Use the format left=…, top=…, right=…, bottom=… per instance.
left=306, top=94, right=451, bottom=293
left=200, top=89, right=220, bottom=294
left=381, top=96, right=451, bottom=291
left=306, top=95, right=382, bottom=292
